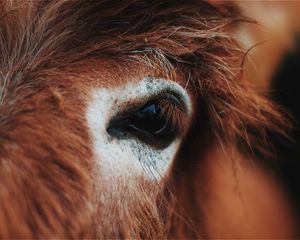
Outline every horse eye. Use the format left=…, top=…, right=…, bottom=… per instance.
left=107, top=100, right=179, bottom=148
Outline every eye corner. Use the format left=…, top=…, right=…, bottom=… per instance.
left=144, top=76, right=193, bottom=113
left=159, top=91, right=188, bottom=113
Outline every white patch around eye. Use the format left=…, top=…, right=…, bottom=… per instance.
left=86, top=77, right=192, bottom=183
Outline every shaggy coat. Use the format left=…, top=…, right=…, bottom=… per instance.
left=0, top=0, right=288, bottom=238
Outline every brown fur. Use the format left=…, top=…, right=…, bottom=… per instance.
left=0, top=0, right=289, bottom=238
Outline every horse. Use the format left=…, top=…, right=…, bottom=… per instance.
left=0, top=0, right=297, bottom=238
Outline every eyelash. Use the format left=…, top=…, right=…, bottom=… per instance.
left=155, top=98, right=188, bottom=135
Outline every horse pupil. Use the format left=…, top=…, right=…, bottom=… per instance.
left=133, top=103, right=165, bottom=134
left=139, top=104, right=157, bottom=116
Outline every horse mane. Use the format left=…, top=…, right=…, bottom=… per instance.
left=0, top=0, right=289, bottom=238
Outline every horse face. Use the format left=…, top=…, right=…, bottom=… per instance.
left=81, top=61, right=194, bottom=236
left=0, top=0, right=295, bottom=238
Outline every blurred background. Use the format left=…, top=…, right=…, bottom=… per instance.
left=236, top=0, right=300, bottom=230
left=271, top=35, right=300, bottom=227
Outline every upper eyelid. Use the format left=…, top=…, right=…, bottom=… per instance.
left=101, top=77, right=193, bottom=126
left=114, top=90, right=188, bottom=119
left=154, top=91, right=187, bottom=112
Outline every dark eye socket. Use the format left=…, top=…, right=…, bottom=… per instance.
left=107, top=94, right=185, bottom=148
